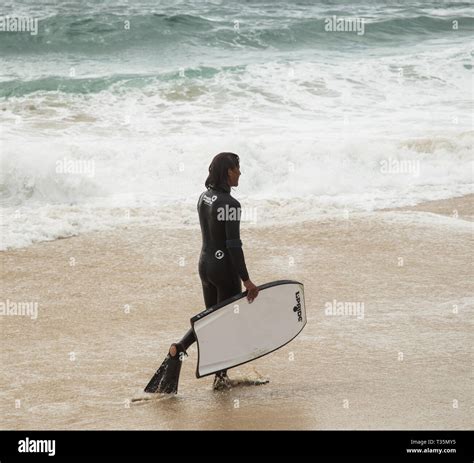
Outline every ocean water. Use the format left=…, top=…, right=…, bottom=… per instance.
left=0, top=0, right=473, bottom=249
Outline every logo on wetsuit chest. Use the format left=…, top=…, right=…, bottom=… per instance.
left=293, top=291, right=303, bottom=322
left=203, top=195, right=218, bottom=206
left=215, top=249, right=224, bottom=259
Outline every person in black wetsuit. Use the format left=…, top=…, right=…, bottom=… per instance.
left=198, top=152, right=258, bottom=308
left=144, top=152, right=258, bottom=393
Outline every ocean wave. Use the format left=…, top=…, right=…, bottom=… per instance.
left=0, top=74, right=157, bottom=98
left=0, top=64, right=246, bottom=97
left=1, top=1, right=472, bottom=250
left=1, top=131, right=472, bottom=208
left=0, top=12, right=472, bottom=54
left=1, top=127, right=472, bottom=250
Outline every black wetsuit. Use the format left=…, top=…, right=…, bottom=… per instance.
left=197, top=183, right=249, bottom=307
left=178, top=184, right=249, bottom=360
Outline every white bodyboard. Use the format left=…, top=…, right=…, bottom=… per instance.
left=191, top=280, right=306, bottom=378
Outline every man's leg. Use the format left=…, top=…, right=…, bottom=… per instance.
left=211, top=274, right=242, bottom=389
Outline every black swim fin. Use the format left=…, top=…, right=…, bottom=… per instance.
left=144, top=344, right=187, bottom=394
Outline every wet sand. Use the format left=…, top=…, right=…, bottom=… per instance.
left=1, top=195, right=472, bottom=429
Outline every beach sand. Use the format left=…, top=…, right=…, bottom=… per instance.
left=1, top=195, right=472, bottom=430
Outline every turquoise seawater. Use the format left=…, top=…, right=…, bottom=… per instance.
left=0, top=1, right=472, bottom=248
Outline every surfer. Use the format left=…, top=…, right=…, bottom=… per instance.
left=145, top=152, right=259, bottom=393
